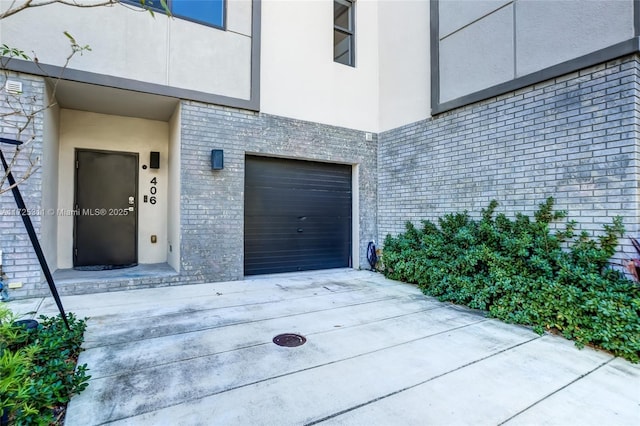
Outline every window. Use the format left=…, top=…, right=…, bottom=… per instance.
left=334, top=0, right=354, bottom=66
left=125, top=0, right=225, bottom=29
left=172, top=0, right=225, bottom=28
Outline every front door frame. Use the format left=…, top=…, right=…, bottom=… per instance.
left=73, top=148, right=139, bottom=269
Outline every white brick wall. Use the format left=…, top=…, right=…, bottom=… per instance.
left=378, top=54, right=640, bottom=269
left=0, top=72, right=45, bottom=298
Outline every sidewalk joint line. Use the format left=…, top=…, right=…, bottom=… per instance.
left=498, top=357, right=615, bottom=425
left=85, top=300, right=443, bottom=378
left=305, top=335, right=542, bottom=426
left=85, top=286, right=362, bottom=326
left=85, top=293, right=394, bottom=349
left=95, top=318, right=493, bottom=424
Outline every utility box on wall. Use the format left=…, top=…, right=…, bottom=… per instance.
left=211, top=150, right=224, bottom=170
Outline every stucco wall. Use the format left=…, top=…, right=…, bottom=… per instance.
left=167, top=104, right=181, bottom=272
left=40, top=82, right=60, bottom=270
left=0, top=0, right=253, bottom=100
left=260, top=0, right=379, bottom=132
left=437, top=0, right=635, bottom=104
left=57, top=110, right=170, bottom=268
left=378, top=0, right=431, bottom=132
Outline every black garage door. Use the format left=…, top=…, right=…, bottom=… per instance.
left=244, top=156, right=352, bottom=275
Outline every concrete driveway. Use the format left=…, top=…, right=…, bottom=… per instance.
left=8, top=269, right=639, bottom=425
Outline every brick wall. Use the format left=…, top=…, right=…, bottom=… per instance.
left=180, top=104, right=378, bottom=283
left=5, top=53, right=638, bottom=297
left=378, top=54, right=640, bottom=267
left=1, top=87, right=378, bottom=298
left=0, top=72, right=45, bottom=298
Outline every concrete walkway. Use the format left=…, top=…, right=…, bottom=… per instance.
left=7, top=269, right=639, bottom=425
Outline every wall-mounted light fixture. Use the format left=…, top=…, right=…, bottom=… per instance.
left=211, top=149, right=224, bottom=170
left=150, top=151, right=160, bottom=169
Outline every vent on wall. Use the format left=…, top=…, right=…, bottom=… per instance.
left=5, top=80, right=22, bottom=94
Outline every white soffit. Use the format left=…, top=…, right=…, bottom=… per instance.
left=50, top=79, right=179, bottom=121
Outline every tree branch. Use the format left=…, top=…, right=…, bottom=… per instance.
left=1, top=0, right=121, bottom=20
left=0, top=0, right=168, bottom=195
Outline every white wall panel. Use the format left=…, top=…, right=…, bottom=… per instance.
left=40, top=84, right=60, bottom=270
left=0, top=1, right=253, bottom=100
left=439, top=0, right=511, bottom=38
left=57, top=110, right=169, bottom=268
left=515, top=0, right=634, bottom=76
left=168, top=18, right=251, bottom=99
left=378, top=0, right=431, bottom=131
left=437, top=0, right=635, bottom=106
left=228, top=0, right=253, bottom=36
left=440, top=4, right=514, bottom=103
left=1, top=4, right=169, bottom=85
left=167, top=105, right=181, bottom=272
left=260, top=0, right=379, bottom=132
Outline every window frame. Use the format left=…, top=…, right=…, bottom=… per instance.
left=123, top=0, right=227, bottom=30
left=334, top=0, right=355, bottom=67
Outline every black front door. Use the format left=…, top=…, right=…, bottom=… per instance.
left=74, top=149, right=138, bottom=269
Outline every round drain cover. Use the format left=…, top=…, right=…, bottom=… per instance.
left=273, top=333, right=307, bottom=347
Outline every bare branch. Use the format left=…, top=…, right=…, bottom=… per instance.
left=0, top=0, right=33, bottom=19
left=1, top=0, right=169, bottom=20
left=0, top=25, right=89, bottom=195
left=0, top=0, right=169, bottom=196
left=1, top=0, right=120, bottom=20
left=0, top=148, right=40, bottom=196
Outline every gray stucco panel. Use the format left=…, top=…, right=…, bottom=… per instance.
left=516, top=0, right=635, bottom=76
left=439, top=0, right=511, bottom=39
left=439, top=4, right=514, bottom=103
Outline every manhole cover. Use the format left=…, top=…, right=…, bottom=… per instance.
left=273, top=333, right=307, bottom=347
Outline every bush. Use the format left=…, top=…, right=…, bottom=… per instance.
left=381, top=198, right=640, bottom=363
left=0, top=306, right=90, bottom=425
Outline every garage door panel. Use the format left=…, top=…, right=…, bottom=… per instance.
left=245, top=246, right=351, bottom=259
left=248, top=174, right=352, bottom=190
left=244, top=156, right=352, bottom=275
left=246, top=255, right=350, bottom=275
left=244, top=216, right=351, bottom=230
left=245, top=219, right=350, bottom=248
left=245, top=235, right=351, bottom=251
left=245, top=190, right=351, bottom=216
left=246, top=164, right=351, bottom=188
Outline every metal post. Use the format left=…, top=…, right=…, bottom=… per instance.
left=0, top=138, right=69, bottom=330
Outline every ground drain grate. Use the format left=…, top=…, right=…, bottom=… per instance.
left=273, top=333, right=307, bottom=347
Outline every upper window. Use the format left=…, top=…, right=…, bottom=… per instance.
left=334, top=0, right=354, bottom=66
left=125, top=0, right=225, bottom=29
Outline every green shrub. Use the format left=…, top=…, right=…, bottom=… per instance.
left=381, top=198, right=640, bottom=363
left=0, top=306, right=90, bottom=425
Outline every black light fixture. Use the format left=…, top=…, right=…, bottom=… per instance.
left=211, top=149, right=224, bottom=170
left=150, top=151, right=160, bottom=169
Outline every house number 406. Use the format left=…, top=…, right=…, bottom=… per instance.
left=149, top=177, right=157, bottom=205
